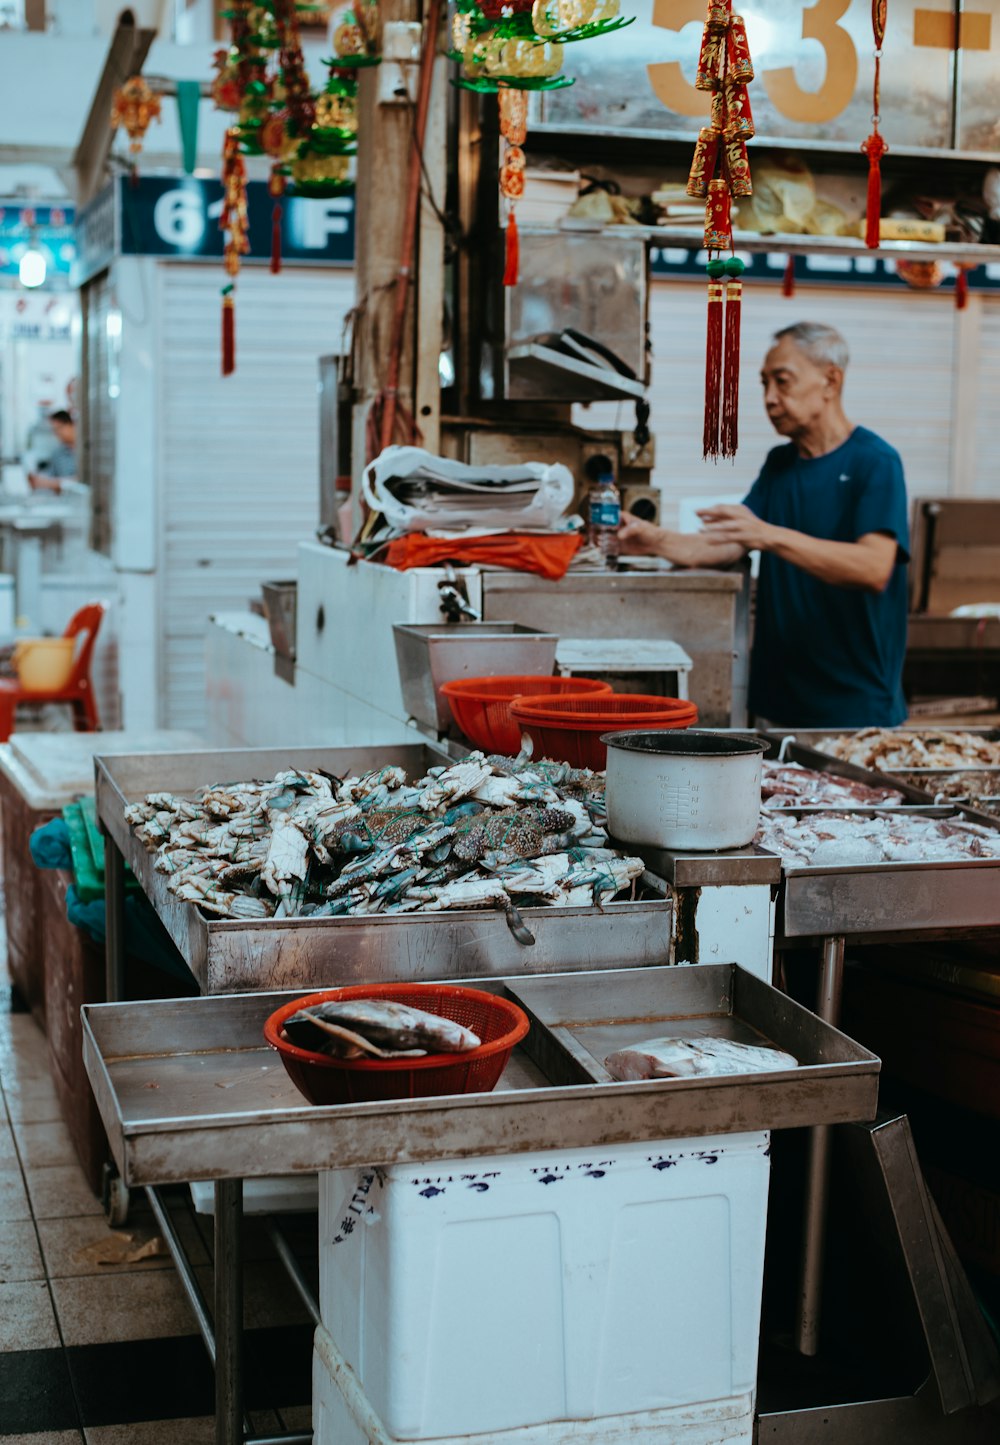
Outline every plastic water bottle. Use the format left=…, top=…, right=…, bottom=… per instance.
left=587, top=464, right=621, bottom=569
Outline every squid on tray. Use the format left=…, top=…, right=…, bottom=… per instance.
left=124, top=753, right=644, bottom=944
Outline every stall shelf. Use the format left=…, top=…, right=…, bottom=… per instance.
left=83, top=963, right=878, bottom=1445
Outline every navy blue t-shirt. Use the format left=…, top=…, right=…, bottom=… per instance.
left=743, top=426, right=909, bottom=727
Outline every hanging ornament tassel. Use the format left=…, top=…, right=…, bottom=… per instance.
left=955, top=265, right=970, bottom=310
left=269, top=167, right=285, bottom=275
left=861, top=0, right=888, bottom=249
left=503, top=208, right=520, bottom=287
left=721, top=258, right=744, bottom=459
left=221, top=286, right=236, bottom=377
left=704, top=262, right=725, bottom=461
left=271, top=201, right=282, bottom=273
left=782, top=254, right=796, bottom=297
left=499, top=87, right=527, bottom=289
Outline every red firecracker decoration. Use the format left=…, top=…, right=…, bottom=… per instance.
left=861, top=0, right=888, bottom=249
left=687, top=1, right=754, bottom=459
left=220, top=128, right=250, bottom=375
left=499, top=85, right=527, bottom=286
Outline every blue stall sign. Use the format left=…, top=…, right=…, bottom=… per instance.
left=0, top=204, right=76, bottom=289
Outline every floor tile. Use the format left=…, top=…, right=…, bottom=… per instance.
left=25, top=1165, right=103, bottom=1220
left=0, top=1347, right=80, bottom=1437
left=85, top=1422, right=215, bottom=1445
left=51, top=1271, right=200, bottom=1346
left=37, top=1215, right=179, bottom=1280
left=0, top=1127, right=19, bottom=1166
left=4, top=1075, right=63, bottom=1124
left=0, top=1218, right=44, bottom=1283
left=0, top=1433, right=82, bottom=1444
left=194, top=1258, right=316, bottom=1331
left=0, top=1168, right=31, bottom=1223
left=68, top=1334, right=216, bottom=1429
left=0, top=1280, right=60, bottom=1350
left=11, top=1119, right=77, bottom=1170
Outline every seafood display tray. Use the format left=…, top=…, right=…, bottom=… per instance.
left=81, top=964, right=879, bottom=1188
left=772, top=806, right=1000, bottom=940
left=95, top=745, right=672, bottom=993
left=764, top=733, right=1000, bottom=826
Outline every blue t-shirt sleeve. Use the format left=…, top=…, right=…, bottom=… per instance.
left=852, top=448, right=910, bottom=560
left=743, top=468, right=771, bottom=520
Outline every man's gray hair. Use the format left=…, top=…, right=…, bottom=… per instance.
left=773, top=321, right=849, bottom=371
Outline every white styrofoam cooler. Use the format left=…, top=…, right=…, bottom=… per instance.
left=317, top=1131, right=771, bottom=1443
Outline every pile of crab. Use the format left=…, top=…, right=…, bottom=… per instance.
left=123, top=753, right=646, bottom=942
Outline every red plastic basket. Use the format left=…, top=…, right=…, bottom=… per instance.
left=509, top=692, right=699, bottom=770
left=440, top=674, right=611, bottom=755
left=264, top=983, right=530, bottom=1106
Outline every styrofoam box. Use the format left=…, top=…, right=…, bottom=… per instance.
left=318, top=1132, right=771, bottom=1441
left=312, top=1324, right=755, bottom=1445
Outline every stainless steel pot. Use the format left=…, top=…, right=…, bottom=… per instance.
left=603, top=730, right=767, bottom=851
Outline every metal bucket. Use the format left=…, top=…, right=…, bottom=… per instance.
left=603, top=729, right=766, bottom=851
left=393, top=622, right=558, bottom=735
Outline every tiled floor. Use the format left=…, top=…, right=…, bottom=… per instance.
left=0, top=928, right=315, bottom=1441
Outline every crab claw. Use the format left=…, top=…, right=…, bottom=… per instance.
left=502, top=898, right=535, bottom=946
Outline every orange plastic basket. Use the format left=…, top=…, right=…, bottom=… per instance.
left=440, top=674, right=611, bottom=755
left=264, top=983, right=530, bottom=1106
left=509, top=692, right=699, bottom=770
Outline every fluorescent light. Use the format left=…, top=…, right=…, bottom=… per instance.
left=18, top=245, right=46, bottom=289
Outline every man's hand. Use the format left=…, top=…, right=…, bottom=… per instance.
left=697, top=503, right=773, bottom=550
left=28, top=473, right=61, bottom=495
left=618, top=513, right=665, bottom=557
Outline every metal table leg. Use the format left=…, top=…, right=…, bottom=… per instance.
left=103, top=831, right=127, bottom=1003
left=216, top=1179, right=244, bottom=1445
left=795, top=933, right=846, bottom=1356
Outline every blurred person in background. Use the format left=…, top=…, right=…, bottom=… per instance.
left=28, top=410, right=77, bottom=493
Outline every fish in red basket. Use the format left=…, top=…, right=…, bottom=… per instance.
left=283, top=998, right=481, bottom=1060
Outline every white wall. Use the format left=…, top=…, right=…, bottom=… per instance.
left=577, top=277, right=993, bottom=526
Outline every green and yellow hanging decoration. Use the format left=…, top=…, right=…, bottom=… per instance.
left=212, top=1, right=380, bottom=373
left=685, top=2, right=755, bottom=460
left=449, top=0, right=633, bottom=284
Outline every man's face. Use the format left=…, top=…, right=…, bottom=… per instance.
left=51, top=419, right=74, bottom=447
left=760, top=337, right=840, bottom=440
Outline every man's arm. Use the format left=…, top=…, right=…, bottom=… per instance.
left=698, top=505, right=898, bottom=592
left=618, top=513, right=745, bottom=568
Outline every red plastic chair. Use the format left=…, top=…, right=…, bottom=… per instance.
left=0, top=601, right=106, bottom=741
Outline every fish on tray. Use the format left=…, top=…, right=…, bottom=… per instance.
left=605, top=1035, right=798, bottom=1081
left=282, top=997, right=481, bottom=1060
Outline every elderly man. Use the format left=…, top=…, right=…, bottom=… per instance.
left=619, top=321, right=909, bottom=727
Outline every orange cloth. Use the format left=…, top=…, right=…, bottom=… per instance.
left=384, top=532, right=582, bottom=582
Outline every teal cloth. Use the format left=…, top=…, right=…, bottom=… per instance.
left=29, top=817, right=73, bottom=871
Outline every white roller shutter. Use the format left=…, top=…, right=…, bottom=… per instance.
left=578, top=279, right=960, bottom=525
left=972, top=296, right=1000, bottom=499
left=156, top=262, right=355, bottom=730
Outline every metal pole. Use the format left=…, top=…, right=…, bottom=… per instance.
left=795, top=934, right=846, bottom=1355
left=145, top=1186, right=216, bottom=1362
left=264, top=1218, right=321, bottom=1327
left=103, top=830, right=127, bottom=1002
left=215, top=1179, right=244, bottom=1445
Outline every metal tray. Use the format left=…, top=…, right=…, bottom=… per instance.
left=96, top=745, right=672, bottom=994
left=765, top=806, right=1000, bottom=941
left=81, top=964, right=879, bottom=1188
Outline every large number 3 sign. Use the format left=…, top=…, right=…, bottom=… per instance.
left=648, top=0, right=858, bottom=124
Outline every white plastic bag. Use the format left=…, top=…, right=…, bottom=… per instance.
left=362, top=445, right=575, bottom=534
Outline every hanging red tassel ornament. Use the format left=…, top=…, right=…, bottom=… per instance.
left=955, top=263, right=974, bottom=310
left=689, top=2, right=754, bottom=459
left=499, top=86, right=528, bottom=288
left=704, top=259, right=726, bottom=460
left=269, top=167, right=285, bottom=274
left=782, top=254, right=796, bottom=297
left=861, top=0, right=888, bottom=249
left=503, top=209, right=520, bottom=286
left=221, top=286, right=236, bottom=377
left=721, top=257, right=744, bottom=458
